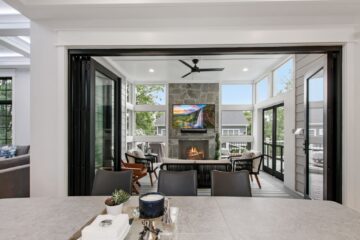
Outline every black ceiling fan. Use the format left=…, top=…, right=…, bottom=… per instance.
left=179, top=59, right=224, bottom=78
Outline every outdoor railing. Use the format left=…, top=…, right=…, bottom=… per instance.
left=263, top=142, right=284, bottom=176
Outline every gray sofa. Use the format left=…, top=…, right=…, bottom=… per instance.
left=0, top=146, right=30, bottom=198
left=160, top=158, right=232, bottom=188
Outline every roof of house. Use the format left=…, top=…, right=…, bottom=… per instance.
left=221, top=111, right=248, bottom=126
left=155, top=114, right=166, bottom=126
left=309, top=107, right=323, bottom=125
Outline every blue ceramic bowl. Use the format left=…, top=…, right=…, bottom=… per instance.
left=139, top=192, right=165, bottom=219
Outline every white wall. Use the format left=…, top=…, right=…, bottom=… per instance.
left=28, top=19, right=360, bottom=212
left=342, top=42, right=360, bottom=212
left=30, top=22, right=67, bottom=197
left=14, top=68, right=30, bottom=145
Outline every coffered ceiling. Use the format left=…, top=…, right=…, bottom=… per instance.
left=0, top=1, right=29, bottom=68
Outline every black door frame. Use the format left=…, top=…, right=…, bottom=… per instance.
left=262, top=103, right=285, bottom=181
left=68, top=57, right=121, bottom=196
left=68, top=46, right=342, bottom=202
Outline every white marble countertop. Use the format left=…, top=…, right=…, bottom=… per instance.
left=0, top=196, right=360, bottom=240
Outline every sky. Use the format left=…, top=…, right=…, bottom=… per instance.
left=309, top=69, right=324, bottom=102
left=222, top=84, right=252, bottom=105
left=256, top=78, right=268, bottom=103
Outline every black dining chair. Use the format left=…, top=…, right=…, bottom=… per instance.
left=158, top=170, right=197, bottom=196
left=91, top=169, right=133, bottom=196
left=211, top=170, right=252, bottom=197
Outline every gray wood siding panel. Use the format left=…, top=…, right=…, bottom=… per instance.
left=294, top=54, right=325, bottom=193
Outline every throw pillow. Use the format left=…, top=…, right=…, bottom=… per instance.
left=126, top=150, right=136, bottom=163
left=15, top=145, right=30, bottom=156
left=133, top=149, right=146, bottom=159
left=240, top=151, right=255, bottom=159
left=0, top=145, right=16, bottom=158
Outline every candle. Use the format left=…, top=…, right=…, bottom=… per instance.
left=139, top=192, right=165, bottom=219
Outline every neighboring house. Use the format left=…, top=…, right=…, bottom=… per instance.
left=309, top=106, right=324, bottom=167
left=309, top=106, right=324, bottom=145
left=154, top=114, right=166, bottom=136
left=221, top=111, right=249, bottom=136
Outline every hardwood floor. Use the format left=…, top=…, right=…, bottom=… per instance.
left=136, top=171, right=302, bottom=199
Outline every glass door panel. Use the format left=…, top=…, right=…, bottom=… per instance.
left=263, top=104, right=284, bottom=180
left=95, top=71, right=115, bottom=171
left=306, top=68, right=324, bottom=200
left=275, top=106, right=284, bottom=176
left=263, top=109, right=273, bottom=172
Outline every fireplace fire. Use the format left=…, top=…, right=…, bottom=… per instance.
left=179, top=140, right=209, bottom=160
left=186, top=146, right=205, bottom=160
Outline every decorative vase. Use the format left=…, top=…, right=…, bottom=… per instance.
left=106, top=203, right=124, bottom=215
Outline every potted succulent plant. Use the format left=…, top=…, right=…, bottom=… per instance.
left=105, top=189, right=131, bottom=215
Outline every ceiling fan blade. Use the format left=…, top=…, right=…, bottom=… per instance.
left=179, top=60, right=193, bottom=69
left=182, top=71, right=193, bottom=78
left=199, top=68, right=224, bottom=72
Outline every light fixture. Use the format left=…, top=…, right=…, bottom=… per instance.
left=242, top=68, right=249, bottom=72
left=149, top=68, right=155, bottom=73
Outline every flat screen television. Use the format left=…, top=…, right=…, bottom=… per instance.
left=172, top=104, right=215, bottom=129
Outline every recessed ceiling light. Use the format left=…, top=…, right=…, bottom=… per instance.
left=149, top=68, right=155, bottom=73
left=243, top=68, right=249, bottom=72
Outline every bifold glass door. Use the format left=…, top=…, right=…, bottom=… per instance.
left=69, top=57, right=121, bottom=196
left=95, top=71, right=115, bottom=170
left=263, top=104, right=284, bottom=180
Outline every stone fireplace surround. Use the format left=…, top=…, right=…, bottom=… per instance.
left=168, top=83, right=219, bottom=159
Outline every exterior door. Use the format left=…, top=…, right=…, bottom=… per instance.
left=263, top=104, right=284, bottom=180
left=305, top=68, right=325, bottom=200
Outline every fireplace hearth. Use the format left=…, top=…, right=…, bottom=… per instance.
left=179, top=140, right=209, bottom=160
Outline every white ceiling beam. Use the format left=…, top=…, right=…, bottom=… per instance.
left=0, top=23, right=29, bottom=36
left=0, top=36, right=30, bottom=57
left=0, top=56, right=30, bottom=68
left=0, top=14, right=29, bottom=36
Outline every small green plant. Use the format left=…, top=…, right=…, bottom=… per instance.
left=105, top=189, right=130, bottom=206
left=214, top=133, right=221, bottom=160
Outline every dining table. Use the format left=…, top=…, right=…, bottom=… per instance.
left=0, top=196, right=360, bottom=240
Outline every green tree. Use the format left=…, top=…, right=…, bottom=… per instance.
left=135, top=85, right=165, bottom=136
left=243, top=111, right=252, bottom=135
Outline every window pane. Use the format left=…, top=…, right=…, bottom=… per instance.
left=0, top=78, right=12, bottom=101
left=136, top=84, right=166, bottom=105
left=273, top=58, right=294, bottom=95
left=221, top=84, right=252, bottom=105
left=221, top=110, right=252, bottom=136
left=256, top=78, right=268, bottom=103
left=94, top=71, right=115, bottom=170
left=136, top=111, right=166, bottom=136
left=221, top=142, right=252, bottom=155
